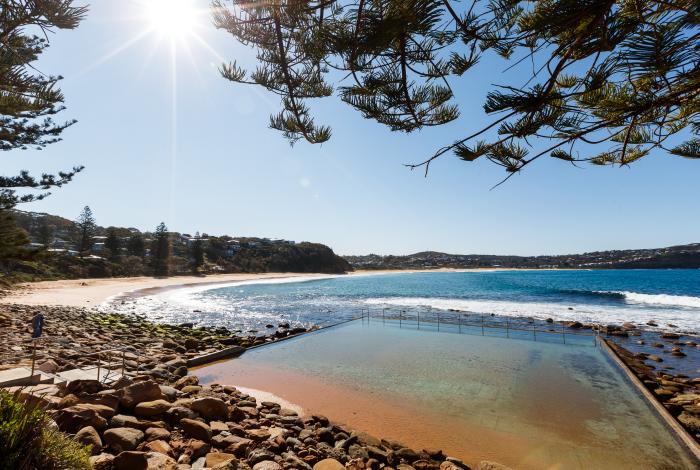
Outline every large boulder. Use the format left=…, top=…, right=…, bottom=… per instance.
left=113, top=451, right=148, bottom=470
left=180, top=418, right=212, bottom=441
left=313, top=459, right=345, bottom=470
left=146, top=451, right=178, bottom=470
left=254, top=461, right=283, bottom=470
left=190, top=397, right=229, bottom=419
left=144, top=427, right=171, bottom=442
left=54, top=405, right=108, bottom=433
left=119, top=380, right=164, bottom=408
left=75, top=425, right=102, bottom=455
left=89, top=453, right=115, bottom=470
left=134, top=399, right=171, bottom=417
left=104, top=427, right=145, bottom=452
left=206, top=452, right=237, bottom=468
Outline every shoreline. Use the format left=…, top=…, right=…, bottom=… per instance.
left=0, top=268, right=505, bottom=308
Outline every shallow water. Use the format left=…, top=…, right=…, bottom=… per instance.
left=108, top=270, right=700, bottom=333
left=196, top=320, right=697, bottom=470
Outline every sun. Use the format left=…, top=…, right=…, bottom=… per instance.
left=144, top=0, right=199, bottom=38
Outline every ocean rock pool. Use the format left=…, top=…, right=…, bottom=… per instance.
left=195, top=319, right=697, bottom=469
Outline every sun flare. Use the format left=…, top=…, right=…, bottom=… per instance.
left=144, top=0, right=199, bottom=38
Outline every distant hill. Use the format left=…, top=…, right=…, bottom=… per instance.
left=345, top=244, right=700, bottom=270
left=7, top=210, right=351, bottom=281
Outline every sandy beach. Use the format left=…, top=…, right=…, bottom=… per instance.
left=0, top=268, right=501, bottom=308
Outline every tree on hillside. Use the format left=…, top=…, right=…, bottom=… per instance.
left=75, top=206, right=96, bottom=255
left=127, top=233, right=146, bottom=258
left=151, top=222, right=170, bottom=277
left=37, top=217, right=54, bottom=247
left=189, top=231, right=205, bottom=273
left=0, top=1, right=87, bottom=210
left=213, top=0, right=700, bottom=180
left=105, top=229, right=120, bottom=260
left=0, top=210, right=31, bottom=274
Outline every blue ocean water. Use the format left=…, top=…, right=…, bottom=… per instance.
left=108, top=270, right=700, bottom=332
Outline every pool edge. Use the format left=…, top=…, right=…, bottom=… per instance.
left=599, top=337, right=700, bottom=464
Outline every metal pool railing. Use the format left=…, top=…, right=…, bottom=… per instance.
left=356, top=307, right=599, bottom=346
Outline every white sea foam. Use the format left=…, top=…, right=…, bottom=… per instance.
left=606, top=291, right=700, bottom=309
left=362, top=296, right=700, bottom=331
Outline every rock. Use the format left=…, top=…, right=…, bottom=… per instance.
left=104, top=427, right=145, bottom=452
left=206, top=452, right=237, bottom=467
left=662, top=332, right=681, bottom=339
left=66, top=379, right=103, bottom=395
left=145, top=427, right=171, bottom=442
left=647, top=321, right=658, bottom=327
left=351, top=431, right=382, bottom=448
left=246, top=428, right=271, bottom=441
left=111, top=414, right=145, bottom=429
left=75, top=426, right=102, bottom=455
left=253, top=461, right=283, bottom=470
left=180, top=418, right=212, bottom=441
left=190, top=397, right=229, bottom=419
left=477, top=462, right=513, bottom=470
left=395, top=448, right=420, bottom=462
left=211, top=421, right=229, bottom=433
left=135, top=399, right=172, bottom=417
left=146, top=451, right=178, bottom=469
left=120, top=380, right=164, bottom=408
left=313, top=458, right=345, bottom=470
left=248, top=448, right=276, bottom=466
left=678, top=412, right=700, bottom=433
left=159, top=385, right=180, bottom=400
left=75, top=403, right=116, bottom=419
left=89, top=453, right=115, bottom=470
left=648, top=355, right=663, bottom=362
left=185, top=338, right=200, bottom=350
left=568, top=321, right=583, bottom=329
left=144, top=439, right=174, bottom=456
left=54, top=405, right=108, bottom=433
left=175, top=375, right=199, bottom=389
left=182, top=385, right=203, bottom=394
left=38, top=359, right=59, bottom=374
left=113, top=450, right=148, bottom=470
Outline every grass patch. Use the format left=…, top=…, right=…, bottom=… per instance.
left=0, top=390, right=91, bottom=470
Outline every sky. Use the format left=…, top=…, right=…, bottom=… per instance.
left=6, top=0, right=699, bottom=256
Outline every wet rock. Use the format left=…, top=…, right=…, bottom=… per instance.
left=180, top=418, right=212, bottom=441
left=104, top=427, right=145, bottom=452
left=395, top=448, right=420, bottom=462
left=75, top=425, right=102, bottom=454
left=175, top=375, right=199, bottom=389
left=662, top=332, right=680, bottom=340
left=678, top=412, right=700, bottom=433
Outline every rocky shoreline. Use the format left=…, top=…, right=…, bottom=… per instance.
left=1, top=304, right=513, bottom=470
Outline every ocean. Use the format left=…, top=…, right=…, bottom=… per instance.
left=106, top=269, right=700, bottom=333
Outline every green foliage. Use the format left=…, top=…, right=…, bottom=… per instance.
left=105, top=228, right=120, bottom=260
left=0, top=1, right=86, bottom=209
left=214, top=0, right=700, bottom=177
left=0, top=390, right=91, bottom=470
left=189, top=231, right=205, bottom=273
left=127, top=233, right=146, bottom=257
left=0, top=209, right=31, bottom=274
left=151, top=221, right=170, bottom=276
left=74, top=205, right=96, bottom=254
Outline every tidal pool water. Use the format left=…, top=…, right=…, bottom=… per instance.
left=196, top=320, right=697, bottom=470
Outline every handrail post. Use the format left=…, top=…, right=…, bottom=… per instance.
left=459, top=313, right=462, bottom=334
left=436, top=309, right=440, bottom=331
left=562, top=323, right=566, bottom=344
left=506, top=318, right=509, bottom=338
left=382, top=308, right=385, bottom=325
left=121, top=350, right=126, bottom=376
left=97, top=352, right=101, bottom=381
left=30, top=341, right=36, bottom=377
left=533, top=325, right=537, bottom=341
left=481, top=315, right=485, bottom=335
left=399, top=310, right=402, bottom=328
left=417, top=310, right=420, bottom=329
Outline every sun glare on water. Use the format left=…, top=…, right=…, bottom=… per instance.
left=144, top=0, right=199, bottom=38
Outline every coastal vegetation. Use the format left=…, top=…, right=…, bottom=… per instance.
left=0, top=209, right=351, bottom=284
left=0, top=390, right=91, bottom=470
left=214, top=0, right=700, bottom=177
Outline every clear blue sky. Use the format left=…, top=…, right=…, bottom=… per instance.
left=7, top=0, right=699, bottom=256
